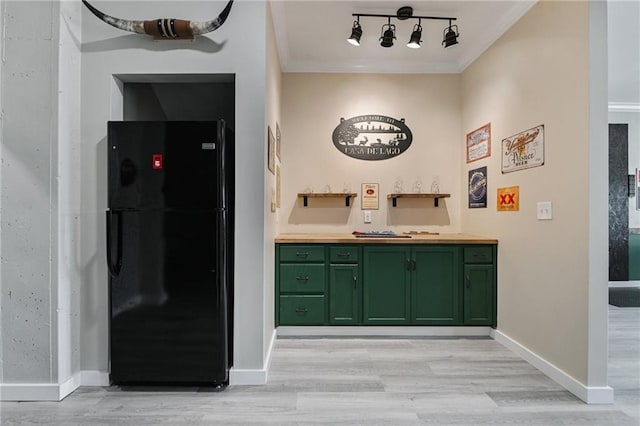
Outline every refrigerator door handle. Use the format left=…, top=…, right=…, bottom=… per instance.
left=106, top=211, right=123, bottom=277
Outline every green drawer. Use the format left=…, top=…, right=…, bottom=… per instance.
left=280, top=264, right=325, bottom=293
left=279, top=295, right=325, bottom=325
left=280, top=245, right=325, bottom=262
left=330, top=246, right=359, bottom=263
left=463, top=246, right=493, bottom=264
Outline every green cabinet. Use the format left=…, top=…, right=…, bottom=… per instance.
left=329, top=264, right=360, bottom=324
left=328, top=245, right=361, bottom=324
left=362, top=247, right=411, bottom=324
left=361, top=246, right=460, bottom=325
left=412, top=247, right=460, bottom=325
left=277, top=245, right=326, bottom=326
left=462, top=246, right=495, bottom=326
left=276, top=242, right=497, bottom=327
left=279, top=295, right=325, bottom=325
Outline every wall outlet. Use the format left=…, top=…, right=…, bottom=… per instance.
left=537, top=201, right=553, bottom=220
left=363, top=210, right=372, bottom=224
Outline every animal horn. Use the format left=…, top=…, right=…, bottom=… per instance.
left=82, top=0, right=234, bottom=40
left=189, top=0, right=234, bottom=35
left=81, top=0, right=146, bottom=35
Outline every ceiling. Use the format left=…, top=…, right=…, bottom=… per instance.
left=270, top=1, right=639, bottom=106
left=270, top=1, right=537, bottom=74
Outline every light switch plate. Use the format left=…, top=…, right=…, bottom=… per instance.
left=363, top=210, right=372, bottom=224
left=537, top=201, right=553, bottom=220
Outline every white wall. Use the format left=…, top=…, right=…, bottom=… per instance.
left=264, top=3, right=281, bottom=364
left=608, top=0, right=640, bottom=229
left=608, top=0, right=640, bottom=106
left=0, top=0, right=82, bottom=400
left=80, top=1, right=270, bottom=379
left=280, top=73, right=461, bottom=234
left=460, top=0, right=610, bottom=401
left=57, top=0, right=83, bottom=390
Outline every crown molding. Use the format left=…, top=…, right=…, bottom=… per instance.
left=608, top=103, right=640, bottom=112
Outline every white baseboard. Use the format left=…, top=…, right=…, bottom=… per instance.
left=491, top=329, right=614, bottom=404
left=80, top=370, right=110, bottom=386
left=277, top=326, right=492, bottom=337
left=229, top=329, right=277, bottom=386
left=0, top=373, right=80, bottom=401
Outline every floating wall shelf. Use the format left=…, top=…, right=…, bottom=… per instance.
left=387, top=193, right=451, bottom=207
left=298, top=193, right=358, bottom=207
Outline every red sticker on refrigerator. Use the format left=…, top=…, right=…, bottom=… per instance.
left=152, top=154, right=163, bottom=169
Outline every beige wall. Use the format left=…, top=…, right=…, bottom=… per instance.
left=280, top=73, right=461, bottom=233
left=461, top=1, right=591, bottom=383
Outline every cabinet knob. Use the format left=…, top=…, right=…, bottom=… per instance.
left=353, top=275, right=357, bottom=289
left=337, top=252, right=351, bottom=258
left=296, top=276, right=310, bottom=282
left=466, top=275, right=471, bottom=288
left=295, top=307, right=308, bottom=314
left=296, top=252, right=310, bottom=258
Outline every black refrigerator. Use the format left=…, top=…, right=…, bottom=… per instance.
left=106, top=120, right=233, bottom=387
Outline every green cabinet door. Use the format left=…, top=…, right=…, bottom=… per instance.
left=463, top=264, right=494, bottom=325
left=363, top=246, right=410, bottom=324
left=329, top=264, right=360, bottom=324
left=412, top=247, right=460, bottom=325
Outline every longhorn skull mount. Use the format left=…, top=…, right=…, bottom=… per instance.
left=82, top=0, right=234, bottom=41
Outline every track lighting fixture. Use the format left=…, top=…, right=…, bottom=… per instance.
left=347, top=18, right=362, bottom=46
left=442, top=20, right=459, bottom=48
left=380, top=18, right=396, bottom=48
left=348, top=6, right=458, bottom=50
left=407, top=21, right=422, bottom=49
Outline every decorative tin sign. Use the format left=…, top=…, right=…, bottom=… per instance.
left=466, top=123, right=491, bottom=163
left=332, top=115, right=412, bottom=161
left=497, top=186, right=519, bottom=212
left=361, top=183, right=379, bottom=210
left=468, top=166, right=487, bottom=209
left=502, top=125, right=544, bottom=173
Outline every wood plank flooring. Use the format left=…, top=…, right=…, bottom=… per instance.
left=1, top=306, right=638, bottom=425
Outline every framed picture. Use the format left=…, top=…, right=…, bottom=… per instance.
left=276, top=165, right=281, bottom=208
left=501, top=124, right=544, bottom=173
left=276, top=122, right=281, bottom=161
left=466, top=123, right=491, bottom=163
left=267, top=126, right=275, bottom=174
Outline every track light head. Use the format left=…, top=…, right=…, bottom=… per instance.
left=380, top=20, right=395, bottom=48
left=407, top=22, right=422, bottom=48
left=442, top=21, right=459, bottom=48
left=347, top=20, right=362, bottom=46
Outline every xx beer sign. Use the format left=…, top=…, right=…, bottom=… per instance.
left=497, top=186, right=519, bottom=211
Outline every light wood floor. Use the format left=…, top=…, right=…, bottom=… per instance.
left=1, top=306, right=638, bottom=425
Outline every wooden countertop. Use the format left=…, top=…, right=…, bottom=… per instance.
left=275, top=233, right=498, bottom=244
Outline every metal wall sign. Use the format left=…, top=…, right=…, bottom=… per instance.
left=468, top=166, right=487, bottom=208
left=332, top=115, right=412, bottom=161
left=501, top=124, right=544, bottom=173
left=497, top=186, right=519, bottom=211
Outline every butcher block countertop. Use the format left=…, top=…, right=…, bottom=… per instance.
left=275, top=233, right=498, bottom=245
